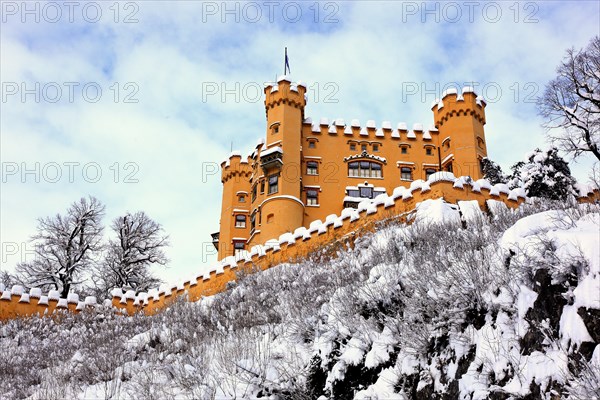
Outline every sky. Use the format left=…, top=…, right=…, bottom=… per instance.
left=1, top=0, right=599, bottom=285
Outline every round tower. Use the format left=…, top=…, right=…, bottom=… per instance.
left=218, top=153, right=252, bottom=260
left=256, top=76, right=307, bottom=242
left=431, top=87, right=487, bottom=179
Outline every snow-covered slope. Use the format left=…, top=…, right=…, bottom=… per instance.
left=1, top=199, right=598, bottom=399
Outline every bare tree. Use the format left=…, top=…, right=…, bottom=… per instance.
left=15, top=196, right=105, bottom=297
left=96, top=211, right=169, bottom=294
left=538, top=36, right=600, bottom=161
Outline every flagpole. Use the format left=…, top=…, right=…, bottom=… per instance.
left=284, top=47, right=287, bottom=76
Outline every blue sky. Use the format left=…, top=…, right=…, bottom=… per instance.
left=2, top=1, right=599, bottom=284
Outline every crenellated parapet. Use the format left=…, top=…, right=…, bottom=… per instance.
left=431, top=87, right=486, bottom=127
left=303, top=116, right=440, bottom=141
left=0, top=285, right=110, bottom=320
left=263, top=75, right=307, bottom=114
left=221, top=151, right=252, bottom=184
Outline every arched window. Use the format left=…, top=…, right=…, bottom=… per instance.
left=425, top=168, right=436, bottom=179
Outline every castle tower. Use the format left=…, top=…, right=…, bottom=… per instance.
left=431, top=88, right=488, bottom=179
left=256, top=77, right=307, bottom=243
left=217, top=153, right=252, bottom=260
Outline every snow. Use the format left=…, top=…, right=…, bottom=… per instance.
left=560, top=305, right=593, bottom=347
left=458, top=200, right=484, bottom=223
left=351, top=119, right=361, bottom=127
left=344, top=126, right=352, bottom=135
left=414, top=198, right=461, bottom=226
left=334, top=118, right=345, bottom=126
left=328, top=124, right=336, bottom=134
left=260, top=146, right=283, bottom=157
left=11, top=285, right=24, bottom=296
left=311, top=123, right=320, bottom=133
left=423, top=131, right=432, bottom=140
left=412, top=123, right=423, bottom=131
left=48, top=290, right=60, bottom=300
left=84, top=296, right=97, bottom=306
left=320, top=117, right=329, bottom=125
left=376, top=128, right=384, bottom=137
left=19, top=293, right=30, bottom=303
left=67, top=293, right=79, bottom=304
left=366, top=120, right=376, bottom=128
left=397, top=122, right=407, bottom=130
left=442, top=87, right=458, bottom=97
left=360, top=127, right=369, bottom=136
left=1, top=290, right=11, bottom=300
left=382, top=121, right=392, bottom=129
left=29, top=288, right=42, bottom=298
left=406, top=131, right=416, bottom=139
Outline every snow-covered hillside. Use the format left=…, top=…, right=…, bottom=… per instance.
left=1, top=199, right=599, bottom=399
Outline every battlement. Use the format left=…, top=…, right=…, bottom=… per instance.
left=431, top=87, right=486, bottom=127
left=221, top=151, right=252, bottom=183
left=3, top=178, right=598, bottom=321
left=0, top=285, right=110, bottom=320
left=264, top=75, right=307, bottom=112
left=303, top=117, right=439, bottom=140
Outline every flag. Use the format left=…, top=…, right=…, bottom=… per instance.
left=285, top=48, right=290, bottom=75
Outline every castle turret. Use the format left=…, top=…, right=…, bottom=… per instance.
left=431, top=87, right=487, bottom=179
left=255, top=76, right=307, bottom=243
left=217, top=152, right=252, bottom=259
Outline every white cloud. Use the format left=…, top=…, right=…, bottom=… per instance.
left=2, top=1, right=598, bottom=285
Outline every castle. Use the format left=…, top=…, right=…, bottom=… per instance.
left=213, top=76, right=489, bottom=260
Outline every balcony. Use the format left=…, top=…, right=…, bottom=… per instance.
left=260, top=146, right=283, bottom=172
left=211, top=232, right=219, bottom=250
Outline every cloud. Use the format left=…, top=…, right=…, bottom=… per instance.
left=2, top=0, right=598, bottom=285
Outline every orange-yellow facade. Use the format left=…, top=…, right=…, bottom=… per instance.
left=215, top=76, right=489, bottom=260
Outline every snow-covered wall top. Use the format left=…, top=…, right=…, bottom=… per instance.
left=2, top=175, right=597, bottom=321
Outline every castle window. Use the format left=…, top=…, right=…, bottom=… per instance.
left=359, top=186, right=373, bottom=198
left=267, top=214, right=274, bottom=223
left=347, top=189, right=360, bottom=197
left=477, top=137, right=485, bottom=149
left=250, top=213, right=256, bottom=231
left=238, top=195, right=246, bottom=203
left=252, top=184, right=257, bottom=202
left=271, top=123, right=280, bottom=135
left=306, top=189, right=319, bottom=206
left=443, top=138, right=451, bottom=150
left=373, top=144, right=379, bottom=152
left=401, top=147, right=408, bottom=154
left=348, top=161, right=383, bottom=178
left=235, top=215, right=246, bottom=228
left=445, top=163, right=453, bottom=173
left=307, top=161, right=318, bottom=175
left=308, top=141, right=316, bottom=149
left=361, top=144, right=367, bottom=152
left=401, top=167, right=412, bottom=181
left=234, top=241, right=245, bottom=257
left=350, top=143, right=356, bottom=151
left=260, top=180, right=265, bottom=194
left=426, top=147, right=433, bottom=156
left=268, top=174, right=279, bottom=194
left=425, top=168, right=436, bottom=179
